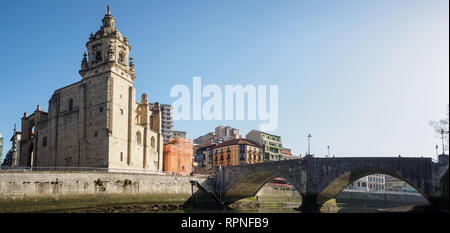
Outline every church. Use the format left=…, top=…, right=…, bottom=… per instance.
left=18, top=6, right=164, bottom=172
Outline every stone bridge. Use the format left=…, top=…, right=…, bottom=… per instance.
left=213, top=156, right=447, bottom=211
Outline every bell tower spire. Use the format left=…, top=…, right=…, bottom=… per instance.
left=79, top=5, right=136, bottom=81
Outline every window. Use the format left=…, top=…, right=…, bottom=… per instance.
left=136, top=131, right=142, bottom=145
left=120, top=152, right=123, bottom=162
left=239, top=145, right=245, bottom=153
left=120, top=109, right=124, bottom=115
left=99, top=107, right=103, bottom=112
left=69, top=99, right=74, bottom=112
left=151, top=136, right=155, bottom=148
left=42, top=137, right=47, bottom=147
left=29, top=124, right=35, bottom=138
left=95, top=131, right=98, bottom=137
left=239, top=151, right=245, bottom=161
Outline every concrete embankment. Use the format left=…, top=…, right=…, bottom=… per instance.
left=0, top=171, right=212, bottom=212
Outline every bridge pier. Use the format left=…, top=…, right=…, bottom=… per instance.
left=216, top=157, right=437, bottom=213
left=298, top=194, right=321, bottom=213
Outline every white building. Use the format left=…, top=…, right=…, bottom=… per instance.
left=346, top=174, right=385, bottom=192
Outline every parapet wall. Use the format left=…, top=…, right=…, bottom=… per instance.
left=0, top=171, right=208, bottom=200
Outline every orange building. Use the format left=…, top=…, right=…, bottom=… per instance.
left=163, top=137, right=193, bottom=174
left=212, top=139, right=262, bottom=167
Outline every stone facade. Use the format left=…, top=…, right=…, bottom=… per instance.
left=0, top=171, right=208, bottom=200
left=18, top=7, right=164, bottom=172
left=214, top=157, right=438, bottom=209
left=1, top=125, right=22, bottom=168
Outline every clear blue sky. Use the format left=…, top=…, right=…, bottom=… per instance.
left=0, top=0, right=448, bottom=161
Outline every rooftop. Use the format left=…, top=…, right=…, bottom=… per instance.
left=213, top=138, right=260, bottom=149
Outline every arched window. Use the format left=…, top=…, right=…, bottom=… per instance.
left=29, top=124, right=35, bottom=139
left=136, top=131, right=142, bottom=145
left=68, top=99, right=74, bottom=112
left=151, top=136, right=155, bottom=148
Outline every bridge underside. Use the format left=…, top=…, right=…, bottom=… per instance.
left=316, top=167, right=432, bottom=205
left=223, top=170, right=279, bottom=204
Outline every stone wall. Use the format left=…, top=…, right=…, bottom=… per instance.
left=256, top=185, right=301, bottom=198
left=0, top=171, right=207, bottom=201
left=336, top=190, right=429, bottom=204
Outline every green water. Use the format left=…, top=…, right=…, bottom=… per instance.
left=146, top=203, right=421, bottom=213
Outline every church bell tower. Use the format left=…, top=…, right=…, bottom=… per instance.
left=79, top=5, right=136, bottom=81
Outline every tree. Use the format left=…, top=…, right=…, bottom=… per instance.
left=429, top=104, right=449, bottom=154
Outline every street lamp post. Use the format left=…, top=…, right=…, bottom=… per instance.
left=436, top=144, right=439, bottom=157
left=307, top=134, right=312, bottom=156
left=327, top=145, right=330, bottom=158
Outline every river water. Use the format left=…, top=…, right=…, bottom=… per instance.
left=147, top=202, right=423, bottom=213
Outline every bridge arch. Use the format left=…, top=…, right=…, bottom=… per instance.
left=215, top=157, right=436, bottom=211
left=316, top=167, right=431, bottom=205
left=215, top=159, right=305, bottom=205
left=224, top=170, right=300, bottom=204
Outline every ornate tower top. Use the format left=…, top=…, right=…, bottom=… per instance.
left=91, top=5, right=122, bottom=41
left=79, top=5, right=135, bottom=81
left=102, top=5, right=116, bottom=29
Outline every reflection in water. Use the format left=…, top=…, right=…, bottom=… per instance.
left=336, top=203, right=411, bottom=213
left=150, top=203, right=422, bottom=213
